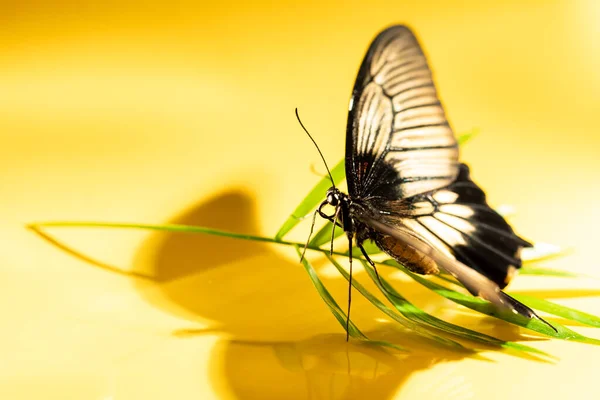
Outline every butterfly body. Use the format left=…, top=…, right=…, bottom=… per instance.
left=310, top=24, right=555, bottom=331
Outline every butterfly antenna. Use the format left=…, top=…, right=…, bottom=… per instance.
left=295, top=108, right=336, bottom=188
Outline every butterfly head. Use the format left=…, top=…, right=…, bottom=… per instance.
left=325, top=187, right=350, bottom=208
left=320, top=187, right=353, bottom=233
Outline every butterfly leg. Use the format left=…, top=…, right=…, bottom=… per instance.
left=301, top=201, right=342, bottom=261
left=358, top=242, right=407, bottom=303
left=300, top=208, right=321, bottom=261
left=318, top=202, right=343, bottom=229
left=346, top=232, right=353, bottom=341
left=358, top=243, right=389, bottom=292
left=330, top=206, right=341, bottom=256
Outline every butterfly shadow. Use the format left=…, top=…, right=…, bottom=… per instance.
left=129, top=189, right=552, bottom=399
left=29, top=190, right=551, bottom=399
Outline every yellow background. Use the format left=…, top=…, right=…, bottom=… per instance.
left=1, top=1, right=600, bottom=399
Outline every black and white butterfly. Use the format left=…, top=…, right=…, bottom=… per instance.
left=300, top=25, right=555, bottom=336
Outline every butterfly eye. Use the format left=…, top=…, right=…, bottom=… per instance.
left=327, top=193, right=339, bottom=206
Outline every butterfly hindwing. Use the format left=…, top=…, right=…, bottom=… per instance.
left=396, top=164, right=532, bottom=288
left=355, top=214, right=541, bottom=321
left=346, top=25, right=459, bottom=200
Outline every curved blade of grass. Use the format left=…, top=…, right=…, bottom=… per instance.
left=310, top=227, right=386, bottom=259
left=30, top=221, right=283, bottom=243
left=275, top=159, right=345, bottom=241
left=33, top=221, right=593, bottom=281
left=519, top=267, right=582, bottom=278
left=294, top=246, right=406, bottom=351
left=31, top=221, right=600, bottom=346
left=309, top=221, right=344, bottom=247
left=325, top=255, right=469, bottom=351
left=356, top=241, right=381, bottom=255
left=382, top=260, right=600, bottom=345
left=357, top=260, right=551, bottom=357
left=510, top=294, right=600, bottom=328
left=32, top=221, right=593, bottom=280
left=456, top=128, right=478, bottom=146
left=522, top=242, right=572, bottom=264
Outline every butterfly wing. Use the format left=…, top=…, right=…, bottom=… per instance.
left=367, top=164, right=532, bottom=288
left=357, top=214, right=551, bottom=327
left=345, top=26, right=545, bottom=325
left=346, top=25, right=532, bottom=288
left=346, top=25, right=459, bottom=199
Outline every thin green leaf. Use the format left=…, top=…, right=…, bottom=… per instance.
left=296, top=246, right=366, bottom=339
left=344, top=243, right=382, bottom=258
left=457, top=128, right=479, bottom=145
left=325, top=255, right=469, bottom=351
left=275, top=160, right=345, bottom=240
left=383, top=260, right=600, bottom=345
left=311, top=225, right=385, bottom=259
left=309, top=221, right=344, bottom=247
left=358, top=260, right=551, bottom=357
left=510, top=293, right=600, bottom=328
left=295, top=246, right=406, bottom=351
left=519, top=267, right=582, bottom=278
left=357, top=240, right=381, bottom=255
left=30, top=221, right=280, bottom=243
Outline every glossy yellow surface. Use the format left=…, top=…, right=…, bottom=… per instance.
left=2, top=1, right=600, bottom=399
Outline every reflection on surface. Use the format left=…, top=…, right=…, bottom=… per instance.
left=219, top=335, right=470, bottom=400
left=128, top=190, right=491, bottom=399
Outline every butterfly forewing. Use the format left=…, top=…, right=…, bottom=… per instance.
left=346, top=25, right=459, bottom=200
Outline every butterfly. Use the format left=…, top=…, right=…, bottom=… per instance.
left=299, top=24, right=555, bottom=338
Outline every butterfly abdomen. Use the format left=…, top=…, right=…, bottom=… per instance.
left=375, top=234, right=440, bottom=275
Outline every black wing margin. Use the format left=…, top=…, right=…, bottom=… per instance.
left=356, top=167, right=553, bottom=328
left=402, top=164, right=533, bottom=288
left=346, top=25, right=459, bottom=200
left=359, top=214, right=553, bottom=329
left=357, top=163, right=531, bottom=290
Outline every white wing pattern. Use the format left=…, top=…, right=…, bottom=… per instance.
left=372, top=164, right=532, bottom=288
left=346, top=25, right=459, bottom=199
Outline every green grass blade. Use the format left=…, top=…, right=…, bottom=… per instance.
left=275, top=160, right=345, bottom=240
left=519, top=267, right=582, bottom=278
left=358, top=260, right=551, bottom=357
left=309, top=224, right=384, bottom=257
left=296, top=247, right=366, bottom=339
left=325, top=255, right=469, bottom=351
left=510, top=294, right=600, bottom=328
left=355, top=241, right=382, bottom=255
left=383, top=260, right=600, bottom=345
left=295, top=246, right=406, bottom=351
left=30, top=221, right=281, bottom=243
left=308, top=221, right=344, bottom=247
left=457, top=128, right=478, bottom=145
left=31, top=221, right=584, bottom=280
